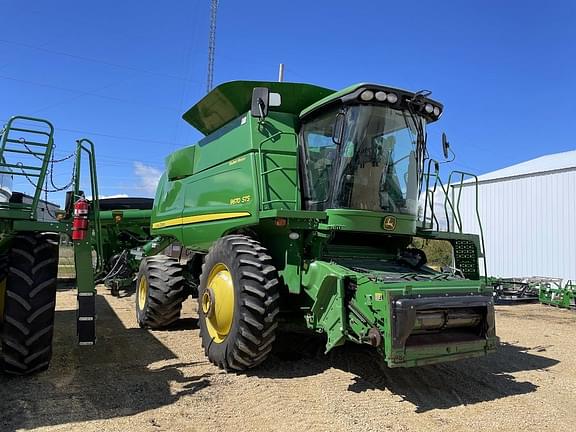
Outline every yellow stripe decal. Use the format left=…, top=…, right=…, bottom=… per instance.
left=152, top=212, right=251, bottom=229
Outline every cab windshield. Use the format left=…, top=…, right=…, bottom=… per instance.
left=301, top=105, right=425, bottom=215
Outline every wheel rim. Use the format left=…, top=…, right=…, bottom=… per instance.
left=138, top=276, right=148, bottom=310
left=204, top=263, right=235, bottom=343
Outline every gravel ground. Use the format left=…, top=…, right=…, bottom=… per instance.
left=1, top=286, right=575, bottom=432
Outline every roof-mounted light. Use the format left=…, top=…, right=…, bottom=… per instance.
left=386, top=93, right=398, bottom=103
left=375, top=91, right=387, bottom=102
left=424, top=103, right=434, bottom=114
left=360, top=90, right=374, bottom=101
left=433, top=106, right=441, bottom=116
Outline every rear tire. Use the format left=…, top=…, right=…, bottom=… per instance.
left=136, top=255, right=186, bottom=329
left=198, top=235, right=280, bottom=371
left=1, top=232, right=59, bottom=375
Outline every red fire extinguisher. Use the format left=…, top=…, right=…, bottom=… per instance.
left=72, top=198, right=90, bottom=241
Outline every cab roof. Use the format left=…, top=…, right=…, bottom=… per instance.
left=300, top=82, right=444, bottom=121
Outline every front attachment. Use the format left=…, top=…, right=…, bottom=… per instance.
left=387, top=293, right=497, bottom=367
left=303, top=261, right=498, bottom=368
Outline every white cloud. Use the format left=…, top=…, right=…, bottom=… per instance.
left=133, top=161, right=162, bottom=196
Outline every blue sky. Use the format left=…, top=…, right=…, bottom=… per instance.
left=1, top=1, right=574, bottom=203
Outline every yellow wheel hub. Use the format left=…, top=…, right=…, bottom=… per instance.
left=203, top=263, right=235, bottom=343
left=138, top=276, right=148, bottom=310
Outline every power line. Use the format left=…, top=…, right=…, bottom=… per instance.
left=171, top=3, right=202, bottom=150
left=1, top=117, right=188, bottom=147
left=29, top=74, right=138, bottom=115
left=0, top=74, right=181, bottom=112
left=0, top=38, right=201, bottom=84
left=57, top=126, right=183, bottom=147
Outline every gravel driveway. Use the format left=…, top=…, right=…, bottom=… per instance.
left=1, top=287, right=574, bottom=432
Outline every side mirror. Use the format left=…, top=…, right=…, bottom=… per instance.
left=332, top=112, right=345, bottom=145
left=251, top=88, right=282, bottom=120
left=251, top=87, right=269, bottom=119
left=442, top=132, right=450, bottom=159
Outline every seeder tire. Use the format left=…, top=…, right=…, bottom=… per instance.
left=1, top=232, right=59, bottom=375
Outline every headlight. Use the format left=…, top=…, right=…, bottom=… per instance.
left=433, top=106, right=441, bottom=116
left=288, top=232, right=300, bottom=240
left=424, top=103, right=434, bottom=114
left=375, top=91, right=387, bottom=102
left=360, top=90, right=374, bottom=101
left=386, top=93, right=398, bottom=103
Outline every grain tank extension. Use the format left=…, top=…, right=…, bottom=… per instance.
left=136, top=81, right=498, bottom=370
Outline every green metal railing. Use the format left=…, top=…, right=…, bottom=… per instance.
left=421, top=160, right=485, bottom=237
left=74, top=138, right=104, bottom=277
left=0, top=116, right=54, bottom=220
left=421, top=160, right=487, bottom=278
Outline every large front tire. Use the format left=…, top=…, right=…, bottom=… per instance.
left=199, top=235, right=280, bottom=371
left=136, top=255, right=186, bottom=329
left=1, top=232, right=59, bottom=375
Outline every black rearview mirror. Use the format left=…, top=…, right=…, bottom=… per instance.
left=251, top=87, right=270, bottom=119
left=442, top=132, right=450, bottom=159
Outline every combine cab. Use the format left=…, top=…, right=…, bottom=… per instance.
left=134, top=81, right=498, bottom=369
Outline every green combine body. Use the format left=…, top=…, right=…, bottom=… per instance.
left=135, top=81, right=498, bottom=370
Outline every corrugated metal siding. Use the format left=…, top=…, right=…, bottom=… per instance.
left=453, top=169, right=576, bottom=281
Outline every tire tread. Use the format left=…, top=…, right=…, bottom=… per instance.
left=136, top=255, right=187, bottom=329
left=199, top=235, right=280, bottom=371
left=1, top=232, right=59, bottom=375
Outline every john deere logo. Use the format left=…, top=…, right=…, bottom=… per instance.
left=383, top=215, right=397, bottom=231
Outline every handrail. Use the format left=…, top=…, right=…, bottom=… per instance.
left=421, top=160, right=460, bottom=233
left=445, top=171, right=485, bottom=248
left=420, top=162, right=488, bottom=281
left=421, top=159, right=438, bottom=230
left=445, top=171, right=465, bottom=232
left=74, top=138, right=104, bottom=277
left=446, top=170, right=487, bottom=281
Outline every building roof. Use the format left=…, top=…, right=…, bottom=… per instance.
left=474, top=149, right=576, bottom=183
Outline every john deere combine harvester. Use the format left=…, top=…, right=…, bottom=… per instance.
left=134, top=81, right=498, bottom=370
left=0, top=116, right=101, bottom=374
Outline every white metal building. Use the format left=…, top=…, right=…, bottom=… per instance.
left=452, top=150, right=576, bottom=282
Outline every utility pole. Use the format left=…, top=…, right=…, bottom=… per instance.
left=278, top=63, right=285, bottom=82
left=207, top=0, right=219, bottom=93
